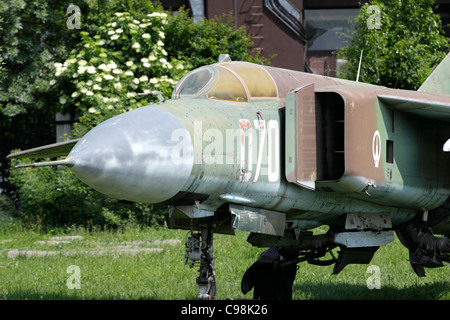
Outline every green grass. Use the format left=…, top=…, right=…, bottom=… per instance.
left=0, top=219, right=448, bottom=300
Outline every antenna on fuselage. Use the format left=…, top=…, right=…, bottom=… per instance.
left=356, top=49, right=363, bottom=82
left=218, top=54, right=232, bottom=62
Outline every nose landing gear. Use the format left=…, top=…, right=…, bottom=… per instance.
left=185, top=222, right=216, bottom=300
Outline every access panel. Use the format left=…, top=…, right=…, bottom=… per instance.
left=285, top=84, right=317, bottom=190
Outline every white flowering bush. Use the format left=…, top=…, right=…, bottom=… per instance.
left=8, top=4, right=268, bottom=229
left=54, top=11, right=189, bottom=136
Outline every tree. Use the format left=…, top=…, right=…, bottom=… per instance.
left=6, top=2, right=267, bottom=228
left=54, top=7, right=268, bottom=136
left=53, top=10, right=187, bottom=136
left=0, top=0, right=82, bottom=195
left=337, top=0, right=449, bottom=90
left=165, top=8, right=268, bottom=69
left=0, top=11, right=3, bottom=109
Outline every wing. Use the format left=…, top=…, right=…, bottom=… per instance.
left=377, top=92, right=450, bottom=122
left=377, top=53, right=450, bottom=148
left=378, top=90, right=450, bottom=151
left=7, top=139, right=80, bottom=160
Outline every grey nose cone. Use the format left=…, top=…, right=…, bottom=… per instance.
left=68, top=106, right=194, bottom=203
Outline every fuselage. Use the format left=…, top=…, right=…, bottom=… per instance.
left=67, top=61, right=450, bottom=230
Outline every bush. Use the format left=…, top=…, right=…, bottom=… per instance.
left=165, top=8, right=269, bottom=68
left=54, top=10, right=187, bottom=137
left=7, top=5, right=267, bottom=230
left=0, top=193, right=14, bottom=217
left=9, top=157, right=167, bottom=229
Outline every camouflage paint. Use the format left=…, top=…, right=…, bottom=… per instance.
left=8, top=59, right=450, bottom=234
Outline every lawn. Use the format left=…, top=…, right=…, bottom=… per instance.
left=0, top=218, right=448, bottom=300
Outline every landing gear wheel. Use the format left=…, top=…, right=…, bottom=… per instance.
left=196, top=267, right=216, bottom=300
left=241, top=247, right=297, bottom=300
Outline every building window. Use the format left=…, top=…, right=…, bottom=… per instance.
left=305, top=9, right=360, bottom=52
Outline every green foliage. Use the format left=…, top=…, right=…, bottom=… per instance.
left=165, top=8, right=269, bottom=69
left=0, top=0, right=80, bottom=195
left=0, top=0, right=75, bottom=117
left=0, top=194, right=14, bottom=217
left=4, top=2, right=264, bottom=229
left=9, top=157, right=167, bottom=229
left=9, top=161, right=98, bottom=226
left=337, top=0, right=449, bottom=90
left=54, top=7, right=268, bottom=136
left=54, top=10, right=187, bottom=136
left=0, top=11, right=3, bottom=109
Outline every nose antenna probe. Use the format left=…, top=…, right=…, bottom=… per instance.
left=15, top=157, right=75, bottom=168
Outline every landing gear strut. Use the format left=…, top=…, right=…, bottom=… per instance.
left=185, top=222, right=216, bottom=300
left=396, top=213, right=450, bottom=277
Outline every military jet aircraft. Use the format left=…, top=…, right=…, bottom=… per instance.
left=8, top=53, right=450, bottom=300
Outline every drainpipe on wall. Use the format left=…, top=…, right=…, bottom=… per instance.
left=55, top=112, right=73, bottom=142
left=189, top=0, right=205, bottom=23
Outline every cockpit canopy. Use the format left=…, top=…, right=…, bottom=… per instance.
left=172, top=62, right=278, bottom=102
